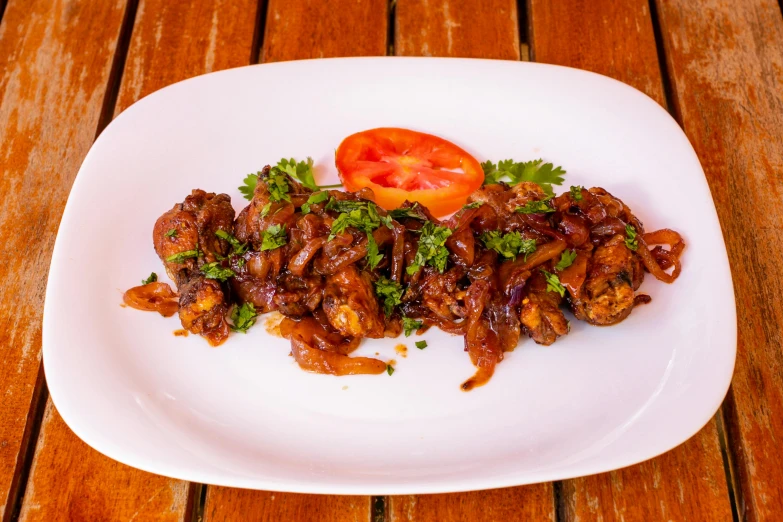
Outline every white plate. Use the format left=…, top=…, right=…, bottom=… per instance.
left=43, top=57, right=736, bottom=494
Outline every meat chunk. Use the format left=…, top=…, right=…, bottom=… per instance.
left=323, top=266, right=384, bottom=338
left=520, top=270, right=569, bottom=345
left=178, top=275, right=230, bottom=346
left=570, top=235, right=642, bottom=325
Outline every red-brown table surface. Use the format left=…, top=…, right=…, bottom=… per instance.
left=1, top=1, right=781, bottom=520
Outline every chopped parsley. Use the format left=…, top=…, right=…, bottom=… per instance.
left=239, top=173, right=259, bottom=200
left=554, top=249, right=577, bottom=271
left=230, top=303, right=258, bottom=333
left=406, top=221, right=453, bottom=275
left=402, top=317, right=423, bottom=337
left=515, top=198, right=555, bottom=214
left=570, top=185, right=584, bottom=201
left=481, top=159, right=566, bottom=196
left=386, top=364, right=395, bottom=376
left=325, top=198, right=367, bottom=214
left=541, top=270, right=566, bottom=297
left=625, top=224, right=639, bottom=251
left=276, top=157, right=342, bottom=191
left=480, top=231, right=537, bottom=260
left=462, top=201, right=483, bottom=210
left=366, top=234, right=383, bottom=270
left=260, top=202, right=272, bottom=218
left=215, top=229, right=248, bottom=255
left=141, top=272, right=157, bottom=285
left=389, top=204, right=426, bottom=221
left=415, top=340, right=427, bottom=350
left=375, top=276, right=404, bottom=317
left=301, top=191, right=329, bottom=214
left=164, top=229, right=177, bottom=238
left=261, top=224, right=287, bottom=251
left=165, top=249, right=201, bottom=263
left=327, top=199, right=391, bottom=267
left=263, top=169, right=291, bottom=203
left=200, top=261, right=235, bottom=282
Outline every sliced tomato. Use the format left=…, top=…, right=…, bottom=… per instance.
left=335, top=128, right=484, bottom=217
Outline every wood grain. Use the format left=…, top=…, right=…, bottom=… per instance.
left=528, top=0, right=734, bottom=519
left=656, top=0, right=783, bottom=519
left=203, top=489, right=371, bottom=522
left=389, top=1, right=553, bottom=518
left=17, top=0, right=258, bottom=520
left=389, top=486, right=555, bottom=522
left=203, top=1, right=389, bottom=518
left=395, top=0, right=520, bottom=60
left=0, top=0, right=129, bottom=518
left=262, top=0, right=387, bottom=62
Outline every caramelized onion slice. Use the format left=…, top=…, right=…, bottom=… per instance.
left=123, top=282, right=179, bottom=317
left=637, top=229, right=685, bottom=283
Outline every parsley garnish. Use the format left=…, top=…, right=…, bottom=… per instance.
left=570, top=186, right=584, bottom=201
left=386, top=364, right=395, bottom=376
left=301, top=191, right=329, bottom=214
left=389, top=204, right=426, bottom=221
left=415, top=340, right=427, bottom=350
left=328, top=200, right=390, bottom=267
left=260, top=202, right=272, bottom=218
left=230, top=303, right=258, bottom=333
left=325, top=198, right=367, bottom=214
left=141, top=272, right=157, bottom=285
left=366, top=234, right=383, bottom=270
left=406, top=222, right=453, bottom=275
left=480, top=231, right=537, bottom=260
left=515, top=198, right=555, bottom=214
left=481, top=159, right=566, bottom=196
left=263, top=170, right=291, bottom=203
left=239, top=173, right=258, bottom=200
left=200, top=262, right=235, bottom=282
left=215, top=230, right=248, bottom=255
left=375, top=277, right=404, bottom=317
left=166, top=249, right=201, bottom=263
left=276, top=157, right=342, bottom=191
left=462, top=201, right=483, bottom=210
left=555, top=249, right=577, bottom=271
left=541, top=270, right=566, bottom=297
left=625, top=224, right=639, bottom=251
left=165, top=229, right=177, bottom=238
left=261, top=224, right=287, bottom=251
left=402, top=317, right=423, bottom=337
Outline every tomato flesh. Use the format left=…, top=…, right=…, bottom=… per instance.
left=335, top=128, right=484, bottom=216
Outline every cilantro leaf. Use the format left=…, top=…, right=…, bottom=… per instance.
left=541, top=270, right=566, bottom=297
left=386, top=364, right=395, bottom=376
left=165, top=229, right=177, bottom=238
left=462, top=201, right=483, bottom=210
left=200, top=262, right=235, bottom=282
left=141, top=272, right=157, bottom=285
left=261, top=224, right=287, bottom=251
left=415, top=340, right=427, bottom=350
left=215, top=229, right=248, bottom=255
left=625, top=224, right=639, bottom=251
left=260, top=202, right=272, bottom=218
left=301, top=191, right=329, bottom=214
left=325, top=198, right=368, bottom=214
left=263, top=170, right=291, bottom=203
left=570, top=185, right=584, bottom=201
left=375, top=276, right=404, bottom=317
left=515, top=198, right=555, bottom=214
left=481, top=158, right=566, bottom=196
left=166, top=249, right=201, bottom=263
left=406, top=222, right=453, bottom=275
left=480, top=231, right=537, bottom=260
left=276, top=157, right=342, bottom=190
left=555, top=249, right=578, bottom=271
left=402, top=317, right=423, bottom=337
left=230, top=303, right=258, bottom=333
left=366, top=233, right=383, bottom=270
left=239, top=173, right=258, bottom=201
left=389, top=204, right=427, bottom=221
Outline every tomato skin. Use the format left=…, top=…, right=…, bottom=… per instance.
left=335, top=128, right=484, bottom=217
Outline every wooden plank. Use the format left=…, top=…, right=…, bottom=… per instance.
left=262, top=0, right=387, bottom=62
left=655, top=0, right=783, bottom=519
left=395, top=0, right=520, bottom=60
left=528, top=0, right=734, bottom=520
left=203, top=489, right=371, bottom=522
left=201, top=1, right=387, bottom=520
left=389, top=487, right=555, bottom=522
left=0, top=0, right=129, bottom=518
left=389, top=2, right=553, bottom=519
left=17, top=1, right=258, bottom=520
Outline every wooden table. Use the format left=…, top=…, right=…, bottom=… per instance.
left=1, top=0, right=781, bottom=520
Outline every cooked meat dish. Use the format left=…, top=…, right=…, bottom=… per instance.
left=125, top=166, right=684, bottom=390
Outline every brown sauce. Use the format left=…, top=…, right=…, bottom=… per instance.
left=395, top=344, right=408, bottom=358
left=173, top=329, right=189, bottom=337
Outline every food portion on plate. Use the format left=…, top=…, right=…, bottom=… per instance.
left=124, top=128, right=685, bottom=390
